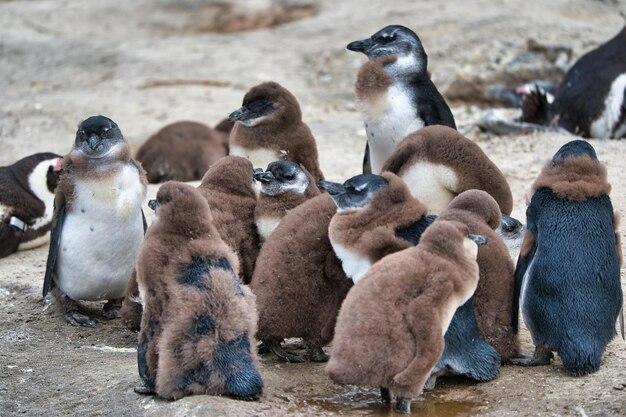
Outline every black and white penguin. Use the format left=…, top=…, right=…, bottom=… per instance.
left=0, top=153, right=62, bottom=258
left=513, top=140, right=623, bottom=375
left=347, top=24, right=456, bottom=173
left=43, top=115, right=147, bottom=326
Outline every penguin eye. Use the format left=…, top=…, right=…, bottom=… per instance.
left=376, top=32, right=396, bottom=43
left=283, top=174, right=294, bottom=181
left=79, top=129, right=86, bottom=135
left=102, top=126, right=111, bottom=133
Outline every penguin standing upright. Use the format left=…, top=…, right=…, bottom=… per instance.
left=43, top=115, right=147, bottom=326
left=0, top=152, right=62, bottom=258
left=513, top=140, right=623, bottom=375
left=347, top=24, right=456, bottom=174
left=228, top=81, right=325, bottom=182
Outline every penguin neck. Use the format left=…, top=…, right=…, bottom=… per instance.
left=69, top=143, right=131, bottom=174
left=256, top=191, right=309, bottom=220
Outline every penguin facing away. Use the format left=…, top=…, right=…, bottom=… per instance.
left=0, top=152, right=62, bottom=258
left=228, top=81, right=325, bottom=182
left=43, top=115, right=148, bottom=326
left=346, top=24, right=456, bottom=174
left=512, top=139, right=623, bottom=375
left=136, top=120, right=227, bottom=183
left=135, top=182, right=263, bottom=400
left=326, top=220, right=486, bottom=414
left=250, top=193, right=352, bottom=363
left=197, top=156, right=259, bottom=285
left=253, top=160, right=321, bottom=243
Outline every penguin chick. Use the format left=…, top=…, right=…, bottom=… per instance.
left=327, top=220, right=485, bottom=414
left=438, top=190, right=519, bottom=362
left=135, top=182, right=263, bottom=400
left=197, top=156, right=258, bottom=285
left=347, top=24, right=456, bottom=174
left=321, top=174, right=499, bottom=387
left=0, top=152, right=62, bottom=258
left=250, top=193, right=352, bottom=363
left=253, top=160, right=320, bottom=243
left=228, top=81, right=325, bottom=182
left=512, top=140, right=623, bottom=375
left=136, top=121, right=227, bottom=183
left=43, top=115, right=147, bottom=326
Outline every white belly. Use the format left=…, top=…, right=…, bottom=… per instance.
left=590, top=72, right=626, bottom=138
left=229, top=145, right=281, bottom=171
left=256, top=216, right=281, bottom=242
left=359, top=84, right=424, bottom=174
left=400, top=161, right=459, bottom=214
left=330, top=241, right=371, bottom=284
left=56, top=165, right=146, bottom=301
left=520, top=255, right=536, bottom=330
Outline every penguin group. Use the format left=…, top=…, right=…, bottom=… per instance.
left=1, top=22, right=623, bottom=414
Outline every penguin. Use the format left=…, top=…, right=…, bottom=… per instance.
left=512, top=140, right=623, bottom=375
left=326, top=220, right=486, bottom=414
left=228, top=81, right=325, bottom=182
left=0, top=152, right=62, bottom=258
left=136, top=120, right=227, bottom=184
left=253, top=160, right=321, bottom=243
left=197, top=156, right=258, bottom=285
left=321, top=174, right=500, bottom=388
left=135, top=182, right=263, bottom=400
left=250, top=193, right=352, bottom=363
left=346, top=24, right=456, bottom=174
left=43, top=115, right=147, bottom=326
left=380, top=125, right=523, bottom=247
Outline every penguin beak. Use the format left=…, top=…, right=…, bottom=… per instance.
left=87, top=134, right=101, bottom=150
left=500, top=213, right=523, bottom=234
left=228, top=106, right=253, bottom=122
left=254, top=170, right=274, bottom=183
left=347, top=38, right=375, bottom=53
left=468, top=234, right=488, bottom=247
left=148, top=199, right=159, bottom=212
left=317, top=181, right=344, bottom=196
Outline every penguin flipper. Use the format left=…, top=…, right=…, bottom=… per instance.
left=362, top=142, right=371, bottom=174
left=512, top=229, right=537, bottom=333
left=43, top=204, right=66, bottom=298
left=620, top=306, right=624, bottom=340
left=141, top=209, right=147, bottom=234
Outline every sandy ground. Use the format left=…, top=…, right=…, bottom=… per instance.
left=1, top=1, right=626, bottom=416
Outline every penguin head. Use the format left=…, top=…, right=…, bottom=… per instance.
left=420, top=220, right=487, bottom=261
left=74, top=115, right=124, bottom=159
left=318, top=174, right=388, bottom=213
left=199, top=156, right=256, bottom=197
left=228, top=81, right=301, bottom=128
left=446, top=190, right=502, bottom=231
left=551, top=140, right=598, bottom=165
left=254, top=160, right=310, bottom=196
left=347, top=25, right=427, bottom=73
left=152, top=181, right=213, bottom=234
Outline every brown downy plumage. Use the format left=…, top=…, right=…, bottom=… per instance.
left=327, top=220, right=481, bottom=409
left=136, top=121, right=227, bottom=183
left=135, top=181, right=262, bottom=400
left=250, top=193, right=352, bottom=362
left=197, top=156, right=258, bottom=285
left=382, top=125, right=513, bottom=214
left=438, top=190, right=519, bottom=361
left=228, top=81, right=325, bottom=182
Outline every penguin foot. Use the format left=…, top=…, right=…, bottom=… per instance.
left=134, top=382, right=155, bottom=395
left=65, top=310, right=96, bottom=327
left=305, top=344, right=330, bottom=362
left=380, top=387, right=391, bottom=404
left=267, top=339, right=305, bottom=363
left=395, top=397, right=411, bottom=414
left=257, top=341, right=271, bottom=354
left=103, top=298, right=123, bottom=320
left=423, top=375, right=437, bottom=392
left=511, top=346, right=553, bottom=367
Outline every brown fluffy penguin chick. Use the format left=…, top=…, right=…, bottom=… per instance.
left=381, top=125, right=513, bottom=215
left=136, top=121, right=227, bottom=183
left=228, top=81, right=325, bottom=182
left=253, top=160, right=320, bottom=243
left=250, top=193, right=352, bottom=363
left=438, top=190, right=519, bottom=361
left=326, top=220, right=483, bottom=414
left=197, top=156, right=259, bottom=285
left=135, top=182, right=263, bottom=400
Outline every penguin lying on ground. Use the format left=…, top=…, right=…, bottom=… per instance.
left=197, top=156, right=258, bottom=284
left=320, top=175, right=501, bottom=388
left=346, top=24, right=456, bottom=174
left=250, top=193, right=352, bottom=363
left=43, top=116, right=147, bottom=326
left=381, top=125, right=523, bottom=247
left=327, top=220, right=486, bottom=414
left=253, top=160, right=320, bottom=243
left=0, top=152, right=62, bottom=258
left=228, top=81, right=325, bottom=182
left=135, top=182, right=263, bottom=400
left=136, top=120, right=228, bottom=183
left=512, top=139, right=623, bottom=375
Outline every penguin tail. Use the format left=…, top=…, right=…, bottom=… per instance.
left=460, top=339, right=501, bottom=382
left=558, top=340, right=604, bottom=376
left=518, top=87, right=553, bottom=126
